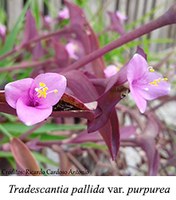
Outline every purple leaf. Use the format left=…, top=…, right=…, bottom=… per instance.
left=68, top=125, right=136, bottom=144
left=26, top=139, right=43, bottom=151
left=32, top=42, right=45, bottom=60
left=136, top=46, right=147, bottom=60
left=10, top=138, right=41, bottom=176
left=67, top=130, right=101, bottom=144
left=22, top=10, right=38, bottom=44
left=120, top=125, right=136, bottom=139
left=0, top=102, right=16, bottom=115
left=64, top=70, right=99, bottom=102
left=22, top=10, right=44, bottom=60
left=52, top=92, right=95, bottom=121
left=53, top=39, right=70, bottom=68
left=108, top=11, right=126, bottom=35
left=52, top=110, right=94, bottom=122
left=99, top=109, right=120, bottom=160
left=0, top=91, right=16, bottom=115
left=141, top=113, right=160, bottom=175
left=137, top=136, right=160, bottom=176
left=64, top=1, right=105, bottom=78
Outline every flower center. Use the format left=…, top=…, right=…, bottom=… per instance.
left=149, top=78, right=168, bottom=86
left=147, top=66, right=168, bottom=86
left=35, top=82, right=58, bottom=98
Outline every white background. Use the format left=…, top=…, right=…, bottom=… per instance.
left=0, top=177, right=175, bottom=200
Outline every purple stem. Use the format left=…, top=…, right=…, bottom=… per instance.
left=0, top=59, right=53, bottom=73
left=63, top=4, right=176, bottom=72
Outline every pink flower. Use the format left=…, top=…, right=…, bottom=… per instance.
left=116, top=11, right=127, bottom=23
left=58, top=7, right=69, bottom=19
left=65, top=41, right=79, bottom=60
left=127, top=54, right=170, bottom=113
left=0, top=24, right=6, bottom=39
left=5, top=73, right=67, bottom=126
left=104, top=65, right=118, bottom=78
left=44, top=16, right=53, bottom=24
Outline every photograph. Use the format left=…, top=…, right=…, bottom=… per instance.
left=0, top=0, right=176, bottom=177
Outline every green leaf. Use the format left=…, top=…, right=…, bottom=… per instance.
left=0, top=124, right=13, bottom=139
left=2, top=123, right=86, bottom=136
left=33, top=152, right=58, bottom=167
left=0, top=113, right=17, bottom=122
left=0, top=7, right=6, bottom=24
left=0, top=151, right=13, bottom=158
left=0, top=150, right=57, bottom=167
left=0, top=0, right=32, bottom=66
left=31, top=0, right=41, bottom=28
left=36, top=134, right=68, bottom=141
left=80, top=142, right=106, bottom=150
left=43, top=0, right=57, bottom=17
left=74, top=0, right=87, bottom=7
left=0, top=136, right=9, bottom=145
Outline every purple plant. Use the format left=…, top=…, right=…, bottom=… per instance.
left=0, top=1, right=176, bottom=176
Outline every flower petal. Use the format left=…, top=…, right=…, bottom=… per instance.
left=65, top=42, right=79, bottom=60
left=130, top=86, right=147, bottom=113
left=104, top=65, right=118, bottom=78
left=127, top=54, right=148, bottom=83
left=137, top=71, right=170, bottom=100
left=138, top=81, right=170, bottom=100
left=16, top=96, right=52, bottom=126
left=0, top=24, right=6, bottom=38
left=58, top=7, right=70, bottom=19
left=30, top=73, right=67, bottom=107
left=5, top=78, right=33, bottom=108
left=116, top=11, right=127, bottom=22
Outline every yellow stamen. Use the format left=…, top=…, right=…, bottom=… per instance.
left=148, top=66, right=155, bottom=72
left=163, top=78, right=168, bottom=81
left=54, top=89, right=58, bottom=94
left=149, top=77, right=168, bottom=86
left=39, top=82, right=46, bottom=87
left=38, top=90, right=47, bottom=98
left=35, top=82, right=58, bottom=98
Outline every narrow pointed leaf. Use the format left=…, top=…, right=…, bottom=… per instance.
left=108, top=11, right=125, bottom=35
left=22, top=10, right=38, bottom=44
left=53, top=40, right=70, bottom=68
left=137, top=136, right=160, bottom=176
left=64, top=70, right=99, bottom=102
left=99, top=109, right=120, bottom=160
left=65, top=1, right=105, bottom=77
